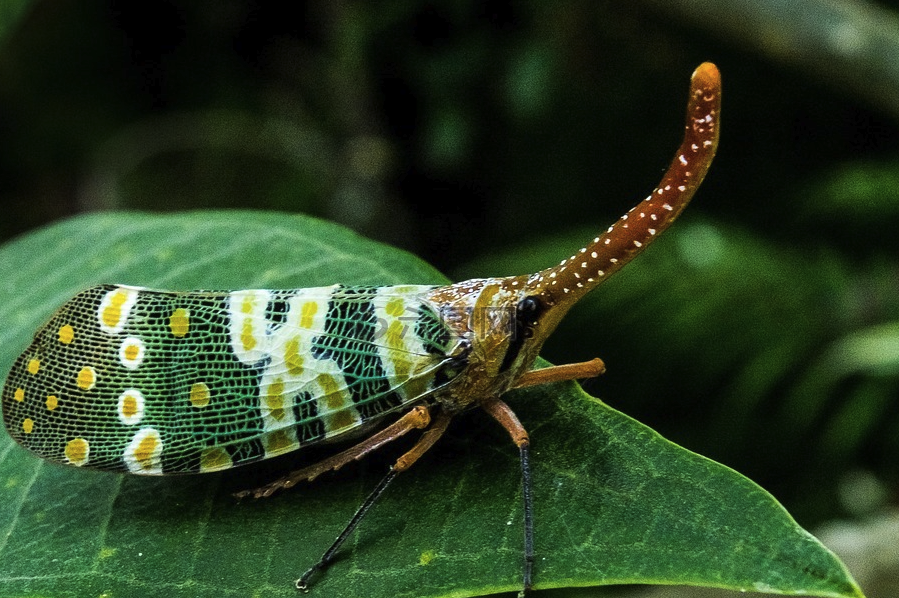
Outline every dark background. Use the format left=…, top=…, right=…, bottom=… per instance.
left=2, top=0, right=899, bottom=526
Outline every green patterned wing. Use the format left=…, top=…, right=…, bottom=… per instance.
left=1, top=283, right=465, bottom=474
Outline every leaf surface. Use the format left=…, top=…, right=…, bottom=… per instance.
left=0, top=211, right=863, bottom=598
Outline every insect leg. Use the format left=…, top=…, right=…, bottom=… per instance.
left=296, top=467, right=399, bottom=592
left=479, top=397, right=533, bottom=597
left=393, top=407, right=453, bottom=472
left=234, top=405, right=432, bottom=499
left=512, top=357, right=606, bottom=390
left=296, top=409, right=454, bottom=592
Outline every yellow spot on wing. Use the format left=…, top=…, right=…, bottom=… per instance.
left=267, top=379, right=285, bottom=406
left=386, top=320, right=405, bottom=347
left=262, top=429, right=297, bottom=457
left=190, top=382, right=210, bottom=408
left=102, top=290, right=128, bottom=328
left=65, top=438, right=89, bottom=466
left=169, top=308, right=190, bottom=337
left=285, top=337, right=304, bottom=375
left=27, top=359, right=40, bottom=375
left=319, top=375, right=345, bottom=410
left=134, top=435, right=159, bottom=468
left=199, top=447, right=232, bottom=472
left=117, top=389, right=145, bottom=426
left=265, top=378, right=286, bottom=421
left=58, top=324, right=75, bottom=344
left=376, top=289, right=434, bottom=402
left=121, top=395, right=138, bottom=418
left=317, top=373, right=359, bottom=434
left=229, top=290, right=271, bottom=364
left=124, top=428, right=162, bottom=473
left=241, top=319, right=256, bottom=351
left=46, top=395, right=58, bottom=411
left=385, top=297, right=406, bottom=317
left=22, top=418, right=34, bottom=434
left=326, top=409, right=356, bottom=432
left=14, top=388, right=24, bottom=402
left=300, top=301, right=318, bottom=328
left=98, top=287, right=140, bottom=334
left=77, top=367, right=97, bottom=390
left=119, top=337, right=146, bottom=370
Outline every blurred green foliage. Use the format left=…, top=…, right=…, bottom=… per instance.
left=1, top=0, right=899, bottom=536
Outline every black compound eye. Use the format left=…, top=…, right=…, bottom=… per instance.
left=517, top=296, right=542, bottom=321
left=500, top=296, right=543, bottom=373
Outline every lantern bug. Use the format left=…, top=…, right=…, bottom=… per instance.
left=2, top=63, right=720, bottom=595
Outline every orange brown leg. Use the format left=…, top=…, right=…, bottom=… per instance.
left=479, top=396, right=534, bottom=597
left=296, top=409, right=455, bottom=592
left=234, top=405, right=432, bottom=499
left=512, top=357, right=605, bottom=390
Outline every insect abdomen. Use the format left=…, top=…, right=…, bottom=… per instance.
left=2, top=283, right=459, bottom=474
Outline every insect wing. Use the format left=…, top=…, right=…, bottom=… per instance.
left=1, top=284, right=463, bottom=475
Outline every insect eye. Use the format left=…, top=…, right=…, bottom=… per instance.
left=517, top=296, right=541, bottom=320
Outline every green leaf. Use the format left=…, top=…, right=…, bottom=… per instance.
left=0, top=211, right=863, bottom=598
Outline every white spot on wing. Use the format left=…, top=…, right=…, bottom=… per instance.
left=123, top=428, right=163, bottom=475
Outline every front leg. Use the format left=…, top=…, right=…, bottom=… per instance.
left=296, top=409, right=455, bottom=591
left=234, top=405, right=432, bottom=499
left=479, top=396, right=534, bottom=597
left=513, top=357, right=605, bottom=390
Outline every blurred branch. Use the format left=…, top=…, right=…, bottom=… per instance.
left=78, top=110, right=333, bottom=211
left=641, top=0, right=899, bottom=120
